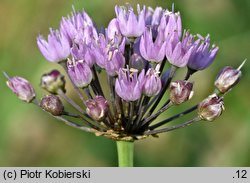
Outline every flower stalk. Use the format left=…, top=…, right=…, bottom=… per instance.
left=116, top=141, right=134, bottom=167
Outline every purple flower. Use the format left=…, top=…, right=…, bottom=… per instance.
left=142, top=68, right=162, bottom=97
left=90, top=34, right=108, bottom=68
left=106, top=18, right=122, bottom=41
left=74, top=25, right=98, bottom=45
left=188, top=35, right=219, bottom=71
left=165, top=31, right=194, bottom=67
left=115, top=4, right=145, bottom=37
left=145, top=7, right=164, bottom=27
left=105, top=49, right=125, bottom=76
left=91, top=34, right=125, bottom=75
left=71, top=43, right=95, bottom=67
left=67, top=59, right=93, bottom=88
left=86, top=96, right=109, bottom=121
left=162, top=11, right=182, bottom=38
left=139, top=28, right=166, bottom=62
left=60, top=8, right=96, bottom=44
left=37, top=29, right=71, bottom=62
left=6, top=76, right=36, bottom=103
left=115, top=69, right=145, bottom=101
left=145, top=7, right=182, bottom=40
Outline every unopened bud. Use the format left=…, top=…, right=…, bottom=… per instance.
left=86, top=96, right=109, bottom=121
left=198, top=94, right=224, bottom=121
left=41, top=70, right=66, bottom=94
left=214, top=61, right=245, bottom=93
left=6, top=76, right=36, bottom=103
left=130, top=53, right=145, bottom=71
left=169, top=80, right=193, bottom=105
left=40, top=95, right=64, bottom=116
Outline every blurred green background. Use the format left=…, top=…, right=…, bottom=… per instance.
left=0, top=0, right=250, bottom=166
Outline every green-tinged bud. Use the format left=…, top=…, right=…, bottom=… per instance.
left=169, top=80, right=193, bottom=105
left=86, top=96, right=109, bottom=121
left=40, top=95, right=64, bottom=116
left=41, top=70, right=66, bottom=94
left=214, top=60, right=245, bottom=93
left=198, top=94, right=224, bottom=121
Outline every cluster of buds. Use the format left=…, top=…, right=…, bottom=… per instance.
left=5, top=4, right=244, bottom=141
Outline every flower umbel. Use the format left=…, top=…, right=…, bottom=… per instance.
left=6, top=4, right=244, bottom=145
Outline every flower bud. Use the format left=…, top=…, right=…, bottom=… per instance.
left=40, top=95, right=64, bottom=116
left=86, top=96, right=109, bottom=121
left=198, top=94, right=224, bottom=121
left=67, top=59, right=93, bottom=88
left=169, top=80, right=193, bottom=105
left=130, top=53, right=145, bottom=71
left=142, top=68, right=162, bottom=97
left=6, top=76, right=36, bottom=103
left=41, top=70, right=66, bottom=94
left=214, top=61, right=245, bottom=93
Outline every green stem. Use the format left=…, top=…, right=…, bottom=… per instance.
left=116, top=141, right=134, bottom=167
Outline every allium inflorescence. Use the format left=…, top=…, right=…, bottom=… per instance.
left=6, top=4, right=244, bottom=142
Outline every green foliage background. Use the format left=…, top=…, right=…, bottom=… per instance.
left=0, top=0, right=249, bottom=166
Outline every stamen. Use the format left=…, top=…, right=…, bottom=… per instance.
left=3, top=71, right=10, bottom=79
left=237, top=59, right=246, bottom=70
